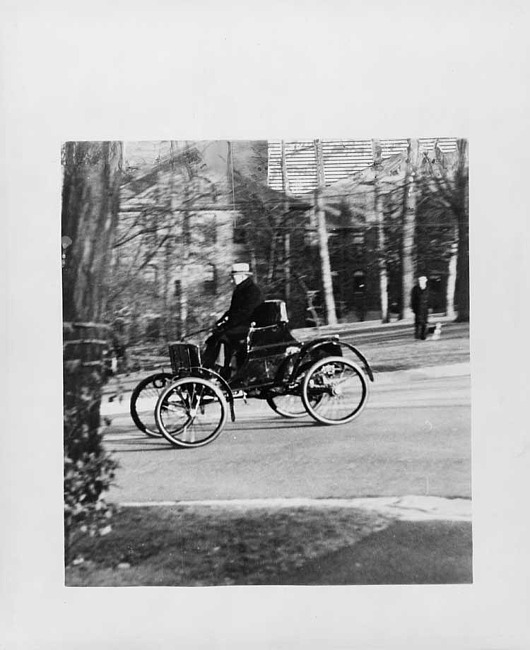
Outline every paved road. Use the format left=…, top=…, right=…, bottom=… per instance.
left=103, top=372, right=470, bottom=504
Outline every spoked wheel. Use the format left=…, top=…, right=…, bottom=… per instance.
left=130, top=372, right=174, bottom=438
left=301, top=356, right=369, bottom=425
left=266, top=392, right=323, bottom=419
left=266, top=359, right=322, bottom=419
left=154, top=377, right=228, bottom=448
left=266, top=393, right=308, bottom=418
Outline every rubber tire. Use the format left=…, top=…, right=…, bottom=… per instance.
left=130, top=371, right=174, bottom=438
left=266, top=394, right=308, bottom=419
left=266, top=360, right=320, bottom=419
left=154, top=376, right=228, bottom=448
left=301, top=356, right=368, bottom=425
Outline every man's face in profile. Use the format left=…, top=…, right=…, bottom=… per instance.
left=418, top=276, right=428, bottom=289
left=231, top=272, right=248, bottom=286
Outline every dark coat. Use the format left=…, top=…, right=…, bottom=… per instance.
left=410, top=285, right=430, bottom=320
left=221, top=277, right=264, bottom=330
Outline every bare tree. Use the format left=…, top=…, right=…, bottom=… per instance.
left=372, top=140, right=390, bottom=323
left=401, top=139, right=420, bottom=320
left=417, top=139, right=469, bottom=321
left=62, top=141, right=123, bottom=561
left=314, top=139, right=338, bottom=326
left=62, top=142, right=123, bottom=322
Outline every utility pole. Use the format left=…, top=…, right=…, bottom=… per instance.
left=313, top=139, right=337, bottom=326
left=280, top=140, right=291, bottom=302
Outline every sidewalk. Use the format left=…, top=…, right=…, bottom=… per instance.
left=374, top=361, right=470, bottom=384
left=292, top=313, right=456, bottom=340
left=121, top=495, right=471, bottom=521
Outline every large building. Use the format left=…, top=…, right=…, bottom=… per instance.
left=266, top=138, right=462, bottom=321
left=112, top=141, right=307, bottom=339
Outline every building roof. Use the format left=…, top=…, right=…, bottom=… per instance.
left=120, top=140, right=308, bottom=215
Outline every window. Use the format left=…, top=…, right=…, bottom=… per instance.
left=233, top=215, right=247, bottom=244
left=204, top=264, right=217, bottom=295
left=352, top=232, right=365, bottom=257
left=353, top=270, right=366, bottom=293
left=202, top=215, right=217, bottom=246
left=144, top=264, right=158, bottom=296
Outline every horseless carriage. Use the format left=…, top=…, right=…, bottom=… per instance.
left=130, top=300, right=374, bottom=448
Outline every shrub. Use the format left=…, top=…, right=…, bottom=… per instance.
left=64, top=370, right=118, bottom=564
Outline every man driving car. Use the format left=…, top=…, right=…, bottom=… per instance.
left=202, top=263, right=264, bottom=377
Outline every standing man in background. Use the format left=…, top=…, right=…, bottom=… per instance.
left=410, top=275, right=430, bottom=340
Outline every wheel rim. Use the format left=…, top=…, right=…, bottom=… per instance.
left=130, top=373, right=173, bottom=437
left=156, top=378, right=227, bottom=448
left=302, top=358, right=368, bottom=425
left=267, top=392, right=322, bottom=418
left=267, top=359, right=323, bottom=418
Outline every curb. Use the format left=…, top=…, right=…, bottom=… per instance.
left=374, top=362, right=470, bottom=385
left=117, top=495, right=472, bottom=522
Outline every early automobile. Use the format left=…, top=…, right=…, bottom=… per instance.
left=130, top=300, right=373, bottom=448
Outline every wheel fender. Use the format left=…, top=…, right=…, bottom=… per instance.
left=292, top=339, right=374, bottom=382
left=336, top=342, right=374, bottom=382
left=292, top=339, right=342, bottom=377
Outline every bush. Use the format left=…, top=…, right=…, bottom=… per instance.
left=64, top=371, right=118, bottom=564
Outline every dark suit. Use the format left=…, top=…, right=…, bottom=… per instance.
left=219, top=276, right=264, bottom=333
left=203, top=277, right=264, bottom=372
left=410, top=285, right=430, bottom=340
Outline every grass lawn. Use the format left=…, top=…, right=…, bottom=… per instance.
left=275, top=519, right=473, bottom=585
left=66, top=506, right=472, bottom=586
left=66, top=505, right=391, bottom=586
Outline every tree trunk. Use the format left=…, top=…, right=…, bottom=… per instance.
left=281, top=141, right=291, bottom=302
left=314, top=139, right=338, bottom=326
left=372, top=140, right=389, bottom=323
left=62, top=142, right=122, bottom=559
left=62, top=140, right=123, bottom=403
left=62, top=142, right=123, bottom=322
left=284, top=230, right=291, bottom=301
left=376, top=193, right=389, bottom=323
left=180, top=210, right=191, bottom=338
left=446, top=238, right=457, bottom=319
left=454, top=139, right=469, bottom=322
left=401, top=139, right=419, bottom=320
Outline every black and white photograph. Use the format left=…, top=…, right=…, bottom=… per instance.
left=3, top=2, right=530, bottom=649
left=62, top=137, right=471, bottom=586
